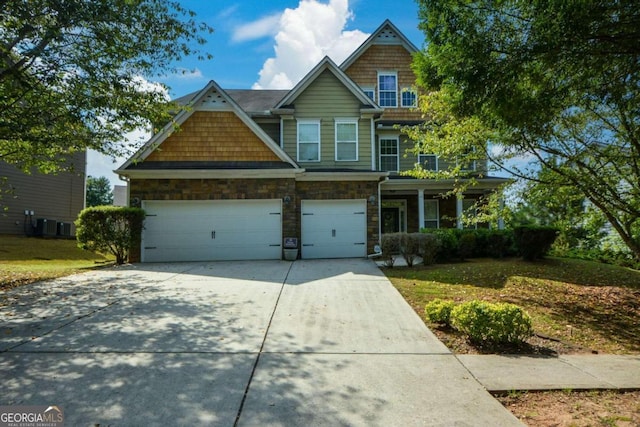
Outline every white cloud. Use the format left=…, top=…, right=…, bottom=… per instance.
left=252, top=0, right=369, bottom=89
left=232, top=13, right=282, bottom=42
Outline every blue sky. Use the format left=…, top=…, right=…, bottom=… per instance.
left=89, top=0, right=425, bottom=185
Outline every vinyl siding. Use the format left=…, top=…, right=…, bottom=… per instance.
left=0, top=152, right=86, bottom=235
left=282, top=70, right=372, bottom=169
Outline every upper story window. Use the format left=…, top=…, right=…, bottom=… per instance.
left=378, top=72, right=397, bottom=107
left=297, top=120, right=320, bottom=162
left=418, top=154, right=438, bottom=171
left=401, top=87, right=417, bottom=108
left=379, top=137, right=399, bottom=172
left=362, top=87, right=375, bottom=102
left=335, top=119, right=358, bottom=161
left=458, top=148, right=478, bottom=172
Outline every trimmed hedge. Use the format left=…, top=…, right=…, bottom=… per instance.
left=380, top=233, right=402, bottom=267
left=513, top=226, right=559, bottom=261
left=450, top=300, right=533, bottom=345
left=75, top=206, right=145, bottom=264
left=424, top=299, right=456, bottom=325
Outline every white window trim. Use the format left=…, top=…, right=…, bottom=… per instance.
left=297, top=119, right=321, bottom=162
left=418, top=154, right=438, bottom=171
left=335, top=118, right=358, bottom=161
left=379, top=136, right=400, bottom=172
left=362, top=86, right=375, bottom=102
left=377, top=71, right=398, bottom=108
left=424, top=199, right=440, bottom=229
left=401, top=87, right=418, bottom=108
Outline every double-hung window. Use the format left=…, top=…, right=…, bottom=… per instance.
left=401, top=87, right=417, bottom=107
left=362, top=87, right=375, bottom=102
left=378, top=72, right=397, bottom=107
left=297, top=120, right=320, bottom=162
left=335, top=119, right=358, bottom=161
left=379, top=137, right=399, bottom=172
left=418, top=154, right=438, bottom=171
left=424, top=199, right=439, bottom=229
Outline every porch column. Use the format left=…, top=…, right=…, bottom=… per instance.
left=418, top=189, right=425, bottom=231
left=456, top=196, right=464, bottom=230
left=498, top=197, right=505, bottom=230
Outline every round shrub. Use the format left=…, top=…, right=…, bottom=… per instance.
left=416, top=233, right=440, bottom=265
left=450, top=300, right=533, bottom=345
left=424, top=299, right=456, bottom=325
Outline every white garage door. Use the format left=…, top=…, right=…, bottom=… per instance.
left=142, top=200, right=282, bottom=262
left=301, top=199, right=367, bottom=259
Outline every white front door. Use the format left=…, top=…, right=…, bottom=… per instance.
left=141, top=200, right=282, bottom=262
left=301, top=200, right=367, bottom=259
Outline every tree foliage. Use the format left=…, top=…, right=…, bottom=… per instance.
left=86, top=175, right=113, bottom=207
left=413, top=0, right=640, bottom=259
left=0, top=0, right=213, bottom=173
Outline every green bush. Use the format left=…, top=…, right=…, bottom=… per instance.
left=486, top=230, right=515, bottom=258
left=424, top=299, right=456, bottom=325
left=432, top=229, right=459, bottom=262
left=514, top=226, right=559, bottom=261
left=450, top=300, right=533, bottom=345
left=380, top=233, right=402, bottom=267
left=457, top=232, right=477, bottom=260
left=416, top=233, right=440, bottom=265
left=75, top=206, right=145, bottom=264
left=400, top=233, right=420, bottom=267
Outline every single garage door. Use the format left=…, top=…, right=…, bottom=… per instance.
left=142, top=200, right=282, bottom=262
left=301, top=199, right=367, bottom=259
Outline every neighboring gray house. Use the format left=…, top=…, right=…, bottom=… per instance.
left=0, top=152, right=86, bottom=236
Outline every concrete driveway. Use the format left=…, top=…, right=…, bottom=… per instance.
left=0, top=259, right=521, bottom=426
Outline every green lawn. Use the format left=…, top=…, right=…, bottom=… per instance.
left=0, top=235, right=113, bottom=289
left=385, top=257, right=640, bottom=354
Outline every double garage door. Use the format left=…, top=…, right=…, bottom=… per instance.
left=142, top=200, right=282, bottom=262
left=141, top=199, right=367, bottom=262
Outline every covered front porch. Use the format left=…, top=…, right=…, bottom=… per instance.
left=379, top=177, right=510, bottom=234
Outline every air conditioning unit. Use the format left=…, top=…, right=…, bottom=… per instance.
left=35, top=218, right=58, bottom=237
left=57, top=222, right=72, bottom=237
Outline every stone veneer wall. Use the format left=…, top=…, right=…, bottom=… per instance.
left=129, top=178, right=380, bottom=261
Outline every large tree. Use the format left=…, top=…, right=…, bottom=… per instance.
left=86, top=175, right=113, bottom=207
left=1, top=0, right=213, bottom=173
left=413, top=0, right=640, bottom=259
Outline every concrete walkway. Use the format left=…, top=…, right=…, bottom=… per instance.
left=1, top=259, right=638, bottom=426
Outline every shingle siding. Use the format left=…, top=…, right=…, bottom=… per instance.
left=147, top=111, right=281, bottom=162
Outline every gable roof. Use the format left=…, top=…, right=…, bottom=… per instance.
left=273, top=56, right=383, bottom=112
left=340, top=19, right=419, bottom=70
left=116, top=80, right=299, bottom=172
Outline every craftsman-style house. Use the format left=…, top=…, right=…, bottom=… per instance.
left=116, top=20, right=508, bottom=262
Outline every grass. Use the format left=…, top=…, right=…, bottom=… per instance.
left=0, top=235, right=113, bottom=290
left=385, top=257, right=640, bottom=354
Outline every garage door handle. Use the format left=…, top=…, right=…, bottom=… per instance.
left=211, top=231, right=215, bottom=239
left=332, top=229, right=336, bottom=237
left=354, top=242, right=365, bottom=245
left=303, top=244, right=314, bottom=247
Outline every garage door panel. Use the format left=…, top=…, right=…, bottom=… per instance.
left=301, top=200, right=367, bottom=259
left=142, top=200, right=281, bottom=262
